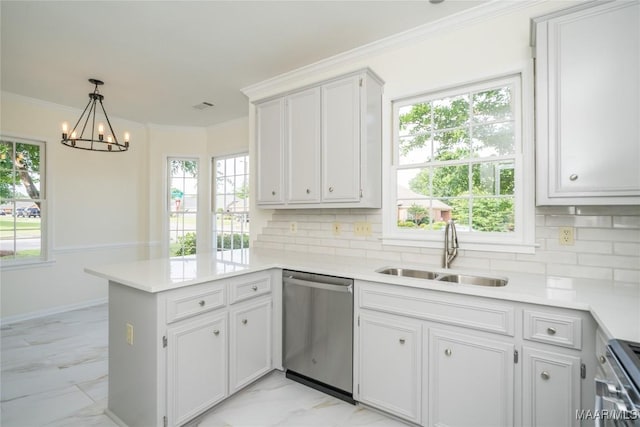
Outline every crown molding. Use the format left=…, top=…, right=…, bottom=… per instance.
left=242, top=0, right=546, bottom=100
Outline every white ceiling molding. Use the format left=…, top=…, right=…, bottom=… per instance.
left=242, top=0, right=545, bottom=101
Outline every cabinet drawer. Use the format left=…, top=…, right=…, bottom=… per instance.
left=166, top=283, right=226, bottom=324
left=523, top=310, right=582, bottom=350
left=358, top=282, right=515, bottom=336
left=229, top=272, right=272, bottom=304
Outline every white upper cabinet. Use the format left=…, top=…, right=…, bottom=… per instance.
left=322, top=75, right=361, bottom=202
left=287, top=87, right=321, bottom=203
left=534, top=1, right=640, bottom=205
left=255, top=68, right=383, bottom=209
left=256, top=98, right=285, bottom=204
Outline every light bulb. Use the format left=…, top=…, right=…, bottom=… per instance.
left=107, top=135, right=113, bottom=143
left=98, top=123, right=105, bottom=141
left=124, top=132, right=130, bottom=143
left=71, top=131, right=77, bottom=140
left=62, top=122, right=69, bottom=139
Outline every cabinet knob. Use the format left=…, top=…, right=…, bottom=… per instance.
left=306, top=189, right=310, bottom=194
left=242, top=319, right=248, bottom=325
left=540, top=371, right=550, bottom=380
left=271, top=190, right=276, bottom=196
left=399, top=338, right=405, bottom=344
left=599, top=355, right=606, bottom=364
left=251, top=285, right=258, bottom=291
left=444, top=348, right=452, bottom=357
left=199, top=300, right=205, bottom=307
left=328, top=187, right=334, bottom=193
left=213, top=330, right=220, bottom=336
left=569, top=174, right=578, bottom=181
left=546, top=327, right=556, bottom=335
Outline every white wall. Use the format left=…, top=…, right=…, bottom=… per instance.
left=206, top=116, right=249, bottom=157
left=249, top=2, right=640, bottom=284
left=0, top=97, right=251, bottom=321
left=0, top=93, right=150, bottom=321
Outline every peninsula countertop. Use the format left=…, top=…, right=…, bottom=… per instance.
left=85, top=248, right=640, bottom=342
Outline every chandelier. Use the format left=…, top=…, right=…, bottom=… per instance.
left=61, top=79, right=129, bottom=152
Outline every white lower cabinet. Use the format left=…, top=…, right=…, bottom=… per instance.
left=427, top=328, right=514, bottom=427
left=358, top=311, right=422, bottom=423
left=229, top=297, right=272, bottom=393
left=522, top=347, right=581, bottom=427
left=355, top=280, right=595, bottom=427
left=167, top=312, right=228, bottom=427
left=106, top=270, right=279, bottom=427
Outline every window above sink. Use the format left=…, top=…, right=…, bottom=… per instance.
left=383, top=74, right=535, bottom=254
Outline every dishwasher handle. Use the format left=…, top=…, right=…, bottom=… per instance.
left=283, top=276, right=353, bottom=294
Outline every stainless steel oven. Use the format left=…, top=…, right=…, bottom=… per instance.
left=595, top=339, right=640, bottom=426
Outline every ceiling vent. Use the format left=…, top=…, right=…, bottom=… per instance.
left=193, top=102, right=214, bottom=110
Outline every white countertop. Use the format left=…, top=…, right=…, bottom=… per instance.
left=85, top=248, right=640, bottom=342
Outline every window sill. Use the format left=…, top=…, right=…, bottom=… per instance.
left=0, top=258, right=56, bottom=271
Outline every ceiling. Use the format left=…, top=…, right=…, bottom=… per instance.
left=1, top=1, right=489, bottom=127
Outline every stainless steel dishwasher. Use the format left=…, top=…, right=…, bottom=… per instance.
left=283, top=269, right=355, bottom=403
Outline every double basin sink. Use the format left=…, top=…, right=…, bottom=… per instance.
left=377, top=267, right=508, bottom=287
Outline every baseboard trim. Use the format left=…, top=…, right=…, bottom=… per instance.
left=104, top=409, right=129, bottom=427
left=0, top=297, right=107, bottom=326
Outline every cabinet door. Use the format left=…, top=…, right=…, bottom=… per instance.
left=167, top=312, right=227, bottom=427
left=428, top=328, right=514, bottom=427
left=287, top=87, right=321, bottom=203
left=522, top=347, right=581, bottom=427
left=536, top=1, right=640, bottom=203
left=358, top=311, right=421, bottom=423
left=256, top=98, right=285, bottom=204
left=229, top=298, right=272, bottom=394
left=322, top=75, right=361, bottom=202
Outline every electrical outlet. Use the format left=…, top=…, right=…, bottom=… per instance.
left=332, top=222, right=341, bottom=236
left=289, top=222, right=298, bottom=234
left=126, top=323, right=134, bottom=346
left=362, top=222, right=372, bottom=236
left=354, top=222, right=364, bottom=236
left=353, top=222, right=372, bottom=236
left=559, top=227, right=575, bottom=246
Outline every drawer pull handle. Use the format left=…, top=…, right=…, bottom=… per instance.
left=251, top=285, right=258, bottom=291
left=213, top=330, right=220, bottom=336
left=569, top=174, right=578, bottom=181
left=399, top=338, right=405, bottom=344
left=444, top=348, right=452, bottom=357
left=242, top=319, right=248, bottom=325
left=599, top=355, right=606, bottom=364
left=306, top=189, right=310, bottom=194
left=329, top=187, right=334, bottom=193
left=547, top=327, right=556, bottom=335
left=541, top=371, right=550, bottom=380
left=199, top=300, right=206, bottom=307
left=271, top=190, right=276, bottom=196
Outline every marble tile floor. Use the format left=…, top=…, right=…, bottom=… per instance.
left=1, top=304, right=409, bottom=427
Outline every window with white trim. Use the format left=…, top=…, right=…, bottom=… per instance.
left=213, top=153, right=249, bottom=254
left=168, top=158, right=198, bottom=257
left=386, top=74, right=533, bottom=252
left=0, top=137, right=46, bottom=264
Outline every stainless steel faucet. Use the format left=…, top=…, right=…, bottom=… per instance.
left=443, top=219, right=459, bottom=269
